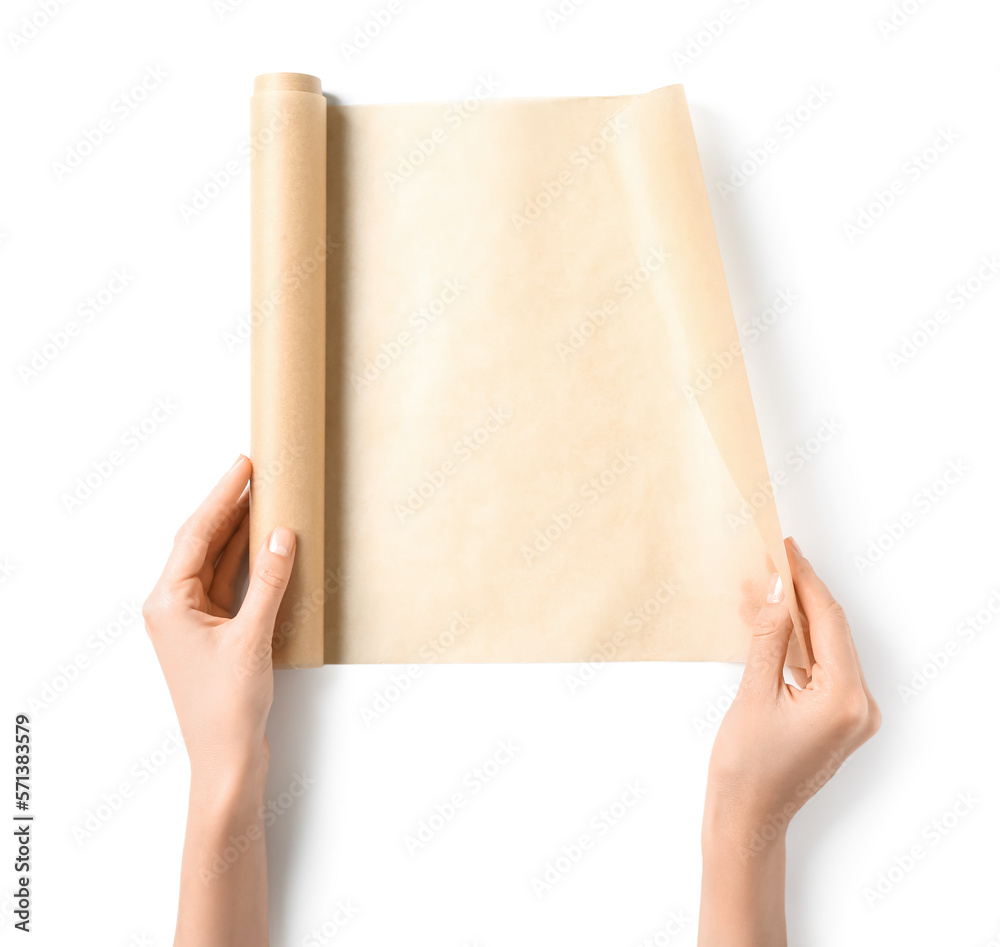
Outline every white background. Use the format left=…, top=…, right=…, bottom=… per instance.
left=2, top=0, right=999, bottom=944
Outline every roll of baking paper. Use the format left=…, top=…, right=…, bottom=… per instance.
left=250, top=73, right=810, bottom=670
left=249, top=73, right=327, bottom=667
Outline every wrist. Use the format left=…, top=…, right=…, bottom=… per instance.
left=702, top=791, right=790, bottom=865
left=699, top=819, right=787, bottom=947
left=180, top=750, right=269, bottom=907
left=189, top=742, right=269, bottom=815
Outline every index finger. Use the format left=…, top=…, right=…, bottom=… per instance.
left=163, top=455, right=252, bottom=585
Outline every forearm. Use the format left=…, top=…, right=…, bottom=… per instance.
left=698, top=800, right=787, bottom=947
left=175, top=754, right=270, bottom=947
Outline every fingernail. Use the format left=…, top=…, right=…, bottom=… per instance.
left=269, top=526, right=294, bottom=557
left=230, top=453, right=247, bottom=472
left=766, top=574, right=784, bottom=604
left=789, top=537, right=802, bottom=557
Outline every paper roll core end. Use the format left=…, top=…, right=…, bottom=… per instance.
left=253, top=72, right=322, bottom=95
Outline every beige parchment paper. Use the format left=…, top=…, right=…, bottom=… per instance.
left=249, top=73, right=809, bottom=670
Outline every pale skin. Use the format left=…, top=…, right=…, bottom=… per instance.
left=698, top=537, right=881, bottom=946
left=143, top=455, right=295, bottom=947
left=145, top=460, right=879, bottom=946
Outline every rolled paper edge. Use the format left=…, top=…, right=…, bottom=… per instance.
left=249, top=75, right=327, bottom=668
left=253, top=72, right=323, bottom=95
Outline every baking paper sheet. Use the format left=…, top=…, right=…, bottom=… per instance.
left=248, top=73, right=808, bottom=669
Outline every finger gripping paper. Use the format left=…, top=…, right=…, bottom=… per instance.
left=248, top=72, right=808, bottom=670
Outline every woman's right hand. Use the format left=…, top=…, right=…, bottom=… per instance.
left=703, top=537, right=881, bottom=854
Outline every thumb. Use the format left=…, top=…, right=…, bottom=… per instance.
left=742, top=573, right=793, bottom=696
left=239, top=526, right=297, bottom=645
